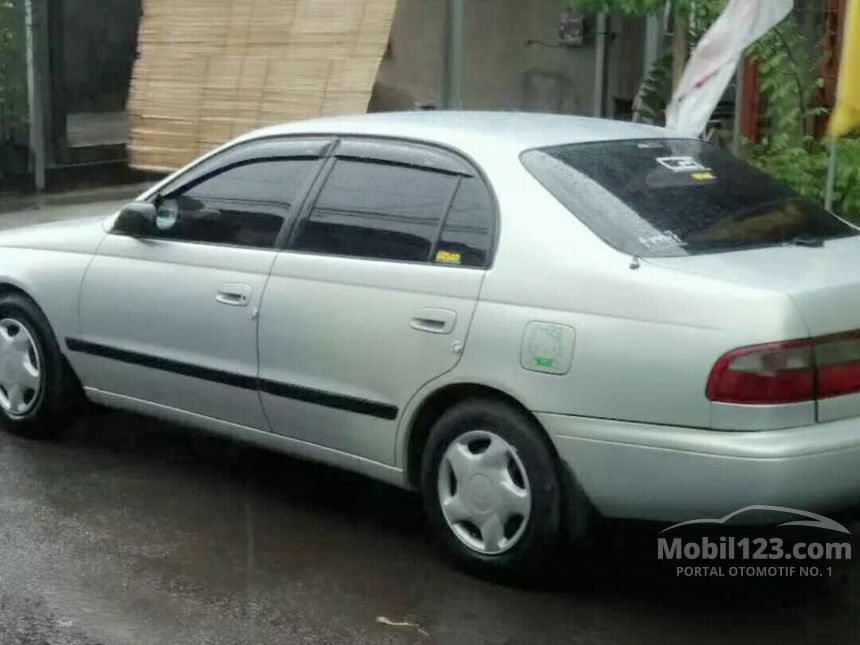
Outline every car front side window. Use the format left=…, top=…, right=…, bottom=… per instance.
left=146, top=158, right=319, bottom=249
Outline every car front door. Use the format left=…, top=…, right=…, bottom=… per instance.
left=72, top=139, right=329, bottom=429
left=257, top=138, right=497, bottom=464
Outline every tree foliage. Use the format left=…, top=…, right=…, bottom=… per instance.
left=747, top=139, right=860, bottom=221
left=565, top=0, right=714, bottom=17
left=744, top=15, right=860, bottom=220
left=564, top=0, right=667, bottom=16
left=750, top=20, right=826, bottom=147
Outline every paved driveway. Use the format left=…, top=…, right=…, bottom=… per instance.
left=0, top=409, right=857, bottom=645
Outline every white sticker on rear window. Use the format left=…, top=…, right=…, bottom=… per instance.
left=638, top=231, right=685, bottom=251
left=656, top=156, right=709, bottom=173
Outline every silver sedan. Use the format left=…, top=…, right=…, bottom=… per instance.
left=1, top=111, right=859, bottom=579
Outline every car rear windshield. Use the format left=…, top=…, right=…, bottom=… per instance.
left=521, top=139, right=857, bottom=257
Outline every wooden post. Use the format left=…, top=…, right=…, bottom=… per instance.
left=739, top=59, right=760, bottom=142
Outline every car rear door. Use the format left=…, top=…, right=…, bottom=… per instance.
left=257, top=138, right=496, bottom=464
left=72, top=139, right=329, bottom=429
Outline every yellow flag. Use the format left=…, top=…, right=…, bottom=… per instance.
left=829, top=0, right=860, bottom=137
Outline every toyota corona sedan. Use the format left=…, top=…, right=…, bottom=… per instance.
left=2, top=111, right=860, bottom=579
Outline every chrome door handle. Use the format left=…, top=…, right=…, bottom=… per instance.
left=216, top=283, right=252, bottom=307
left=411, top=308, right=457, bottom=335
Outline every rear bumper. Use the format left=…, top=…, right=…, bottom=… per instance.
left=538, top=413, right=860, bottom=523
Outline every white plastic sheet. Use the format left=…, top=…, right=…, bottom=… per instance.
left=666, top=0, right=793, bottom=138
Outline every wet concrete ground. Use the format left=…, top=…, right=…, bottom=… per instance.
left=0, top=408, right=859, bottom=645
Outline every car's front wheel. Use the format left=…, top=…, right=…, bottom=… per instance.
left=0, top=292, right=81, bottom=439
left=422, top=398, right=566, bottom=581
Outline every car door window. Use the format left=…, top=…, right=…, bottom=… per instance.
left=291, top=159, right=459, bottom=262
left=150, top=158, right=318, bottom=249
left=434, top=176, right=495, bottom=268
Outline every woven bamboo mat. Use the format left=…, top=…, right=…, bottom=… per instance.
left=127, top=0, right=398, bottom=172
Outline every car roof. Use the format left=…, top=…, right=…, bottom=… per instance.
left=242, top=111, right=672, bottom=157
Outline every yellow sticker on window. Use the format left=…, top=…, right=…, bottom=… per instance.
left=691, top=171, right=716, bottom=181
left=436, top=250, right=462, bottom=265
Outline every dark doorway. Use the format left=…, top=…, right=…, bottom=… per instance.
left=51, top=0, right=141, bottom=163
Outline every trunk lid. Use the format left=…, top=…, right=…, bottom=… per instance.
left=645, top=236, right=860, bottom=338
left=647, top=236, right=860, bottom=422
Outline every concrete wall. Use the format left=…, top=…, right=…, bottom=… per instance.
left=607, top=15, right=646, bottom=118
left=371, top=0, right=447, bottom=110
left=374, top=0, right=644, bottom=116
left=461, top=0, right=595, bottom=113
left=55, top=0, right=643, bottom=118
left=62, top=0, right=141, bottom=113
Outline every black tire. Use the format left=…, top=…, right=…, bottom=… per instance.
left=422, top=398, right=568, bottom=581
left=0, top=292, right=82, bottom=439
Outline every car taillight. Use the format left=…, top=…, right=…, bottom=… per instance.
left=708, top=332, right=860, bottom=404
left=815, top=332, right=860, bottom=398
left=707, top=340, right=815, bottom=404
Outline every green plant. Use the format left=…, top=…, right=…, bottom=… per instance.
left=750, top=19, right=827, bottom=148
left=634, top=50, right=673, bottom=122
left=565, top=0, right=720, bottom=16
left=0, top=0, right=28, bottom=144
left=564, top=0, right=666, bottom=15
left=832, top=139, right=860, bottom=218
left=741, top=14, right=859, bottom=217
left=748, top=138, right=860, bottom=221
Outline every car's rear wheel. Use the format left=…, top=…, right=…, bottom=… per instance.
left=0, top=293, right=82, bottom=439
left=422, top=398, right=566, bottom=581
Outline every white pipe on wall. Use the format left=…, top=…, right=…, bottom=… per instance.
left=445, top=0, right=465, bottom=109
left=24, top=0, right=46, bottom=193
left=593, top=12, right=608, bottom=117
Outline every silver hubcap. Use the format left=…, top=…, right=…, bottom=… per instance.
left=437, top=430, right=532, bottom=555
left=0, top=318, right=42, bottom=416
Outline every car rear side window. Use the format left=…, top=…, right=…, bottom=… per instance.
left=291, top=159, right=459, bottom=263
left=522, top=139, right=858, bottom=257
left=434, top=177, right=495, bottom=267
left=150, top=158, right=317, bottom=249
